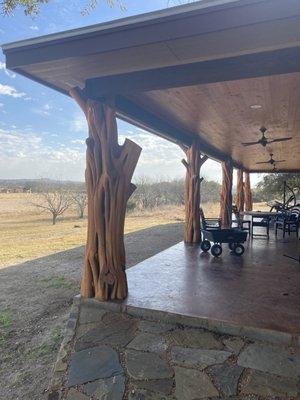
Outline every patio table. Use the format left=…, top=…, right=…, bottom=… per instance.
left=241, top=211, right=280, bottom=238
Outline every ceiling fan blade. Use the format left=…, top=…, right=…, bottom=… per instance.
left=242, top=141, right=259, bottom=146
left=275, top=160, right=286, bottom=163
left=269, top=137, right=292, bottom=143
left=256, top=161, right=270, bottom=164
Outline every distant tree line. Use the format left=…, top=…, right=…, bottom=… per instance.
left=129, top=178, right=221, bottom=211
left=0, top=179, right=84, bottom=193
left=10, top=177, right=221, bottom=224
left=7, top=173, right=299, bottom=225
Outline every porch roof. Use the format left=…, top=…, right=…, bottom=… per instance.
left=2, top=0, right=300, bottom=172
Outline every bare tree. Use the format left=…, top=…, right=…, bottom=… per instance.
left=71, top=192, right=87, bottom=219
left=33, top=189, right=71, bottom=225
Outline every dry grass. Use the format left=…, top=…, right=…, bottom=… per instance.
left=0, top=193, right=268, bottom=268
left=0, top=193, right=184, bottom=268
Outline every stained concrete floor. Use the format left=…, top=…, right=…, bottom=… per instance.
left=124, top=233, right=300, bottom=340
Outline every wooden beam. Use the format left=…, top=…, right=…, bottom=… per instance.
left=220, top=160, right=233, bottom=228
left=85, top=46, right=300, bottom=96
left=181, top=140, right=207, bottom=244
left=244, top=172, right=253, bottom=212
left=236, top=169, right=245, bottom=213
left=115, top=95, right=193, bottom=147
left=70, top=88, right=141, bottom=301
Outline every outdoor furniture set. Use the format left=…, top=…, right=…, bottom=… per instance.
left=200, top=204, right=300, bottom=257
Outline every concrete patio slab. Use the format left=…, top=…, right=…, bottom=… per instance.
left=122, top=237, right=300, bottom=346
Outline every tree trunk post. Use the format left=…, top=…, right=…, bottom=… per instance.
left=220, top=159, right=233, bottom=228
left=70, top=88, right=142, bottom=301
left=244, top=172, right=253, bottom=211
left=236, top=169, right=245, bottom=213
left=181, top=140, right=208, bottom=243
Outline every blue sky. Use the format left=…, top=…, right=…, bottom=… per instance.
left=0, top=0, right=260, bottom=185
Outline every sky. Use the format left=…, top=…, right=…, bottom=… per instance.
left=0, top=0, right=262, bottom=185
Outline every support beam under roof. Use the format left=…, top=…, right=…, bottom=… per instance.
left=86, top=46, right=300, bottom=96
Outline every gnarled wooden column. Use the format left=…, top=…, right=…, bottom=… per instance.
left=220, top=159, right=233, bottom=228
left=236, top=169, right=245, bottom=213
left=70, top=88, right=141, bottom=301
left=244, top=172, right=253, bottom=211
left=181, top=140, right=208, bottom=243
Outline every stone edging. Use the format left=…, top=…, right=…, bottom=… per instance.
left=81, top=297, right=299, bottom=348
left=47, top=294, right=299, bottom=399
left=47, top=296, right=81, bottom=399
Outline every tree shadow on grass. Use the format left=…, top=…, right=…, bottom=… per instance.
left=0, top=222, right=184, bottom=292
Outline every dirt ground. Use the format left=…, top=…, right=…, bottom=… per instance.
left=0, top=223, right=183, bottom=400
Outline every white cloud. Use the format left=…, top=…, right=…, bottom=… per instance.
left=44, top=103, right=51, bottom=111
left=71, top=139, right=85, bottom=145
left=0, top=123, right=261, bottom=185
left=118, top=127, right=225, bottom=183
left=30, top=25, right=39, bottom=31
left=71, top=113, right=87, bottom=133
left=118, top=129, right=186, bottom=181
left=0, top=83, right=25, bottom=98
left=32, top=103, right=53, bottom=116
left=0, top=103, right=3, bottom=108
left=0, top=128, right=85, bottom=181
left=0, top=62, right=16, bottom=78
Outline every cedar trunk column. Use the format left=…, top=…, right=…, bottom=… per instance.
left=181, top=140, right=208, bottom=243
left=236, top=169, right=245, bottom=213
left=244, top=172, right=253, bottom=211
left=220, top=159, right=233, bottom=228
left=70, top=88, right=142, bottom=301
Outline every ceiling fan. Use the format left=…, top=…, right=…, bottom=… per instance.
left=256, top=153, right=286, bottom=166
left=242, top=127, right=292, bottom=147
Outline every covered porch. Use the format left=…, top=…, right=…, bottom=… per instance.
left=2, top=0, right=299, bottom=334
left=3, top=0, right=300, bottom=398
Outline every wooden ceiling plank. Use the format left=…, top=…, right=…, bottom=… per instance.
left=121, top=73, right=300, bottom=172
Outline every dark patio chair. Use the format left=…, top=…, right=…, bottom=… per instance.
left=232, top=205, right=251, bottom=233
left=199, top=208, right=221, bottom=230
left=251, top=215, right=271, bottom=238
left=275, top=205, right=300, bottom=238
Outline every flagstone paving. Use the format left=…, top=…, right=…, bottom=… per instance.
left=48, top=300, right=300, bottom=399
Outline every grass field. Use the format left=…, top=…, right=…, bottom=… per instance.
left=0, top=193, right=268, bottom=268
left=0, top=193, right=187, bottom=268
